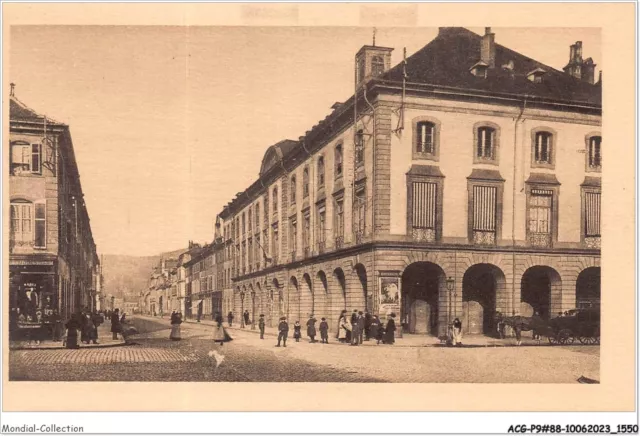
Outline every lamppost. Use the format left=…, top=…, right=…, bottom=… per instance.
left=446, top=276, right=455, bottom=333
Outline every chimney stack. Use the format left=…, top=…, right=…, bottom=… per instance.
left=481, top=27, right=496, bottom=68
left=563, top=41, right=597, bottom=84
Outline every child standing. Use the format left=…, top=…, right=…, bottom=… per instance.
left=293, top=321, right=302, bottom=342
left=319, top=318, right=329, bottom=343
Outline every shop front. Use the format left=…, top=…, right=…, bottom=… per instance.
left=9, top=258, right=59, bottom=341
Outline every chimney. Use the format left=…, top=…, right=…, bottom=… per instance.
left=10, top=83, right=15, bottom=97
left=581, top=57, right=596, bottom=84
left=564, top=41, right=584, bottom=79
left=481, top=27, right=496, bottom=68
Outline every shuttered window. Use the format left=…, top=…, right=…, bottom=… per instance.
left=529, top=189, right=553, bottom=234
left=472, top=186, right=497, bottom=231
left=34, top=202, right=46, bottom=248
left=412, top=182, right=437, bottom=229
left=585, top=191, right=601, bottom=236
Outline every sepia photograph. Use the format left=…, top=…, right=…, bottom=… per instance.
left=6, top=23, right=604, bottom=385
left=1, top=2, right=636, bottom=424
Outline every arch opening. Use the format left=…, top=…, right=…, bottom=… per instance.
left=401, top=261, right=445, bottom=336
left=461, top=263, right=506, bottom=336
left=521, top=266, right=561, bottom=320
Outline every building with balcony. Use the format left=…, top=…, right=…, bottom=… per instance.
left=8, top=87, right=100, bottom=327
left=217, top=27, right=601, bottom=337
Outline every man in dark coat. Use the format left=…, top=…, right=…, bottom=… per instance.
left=319, top=318, right=329, bottom=344
left=243, top=310, right=251, bottom=328
left=357, top=311, right=365, bottom=344
left=306, top=315, right=317, bottom=343
left=364, top=312, right=372, bottom=340
left=276, top=316, right=289, bottom=347
left=227, top=311, right=234, bottom=327
left=383, top=313, right=397, bottom=345
left=258, top=314, right=266, bottom=339
left=110, top=309, right=121, bottom=340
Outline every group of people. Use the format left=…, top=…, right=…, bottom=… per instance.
left=64, top=308, right=127, bottom=349
left=273, top=310, right=397, bottom=348
left=169, top=310, right=233, bottom=345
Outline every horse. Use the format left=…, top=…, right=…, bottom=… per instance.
left=494, top=312, right=547, bottom=346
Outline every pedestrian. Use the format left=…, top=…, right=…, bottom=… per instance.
left=339, top=313, right=351, bottom=344
left=351, top=312, right=363, bottom=346
left=369, top=315, right=381, bottom=344
left=364, top=311, right=372, bottom=341
left=212, top=312, right=233, bottom=346
left=243, top=310, right=251, bottom=328
left=64, top=313, right=81, bottom=349
left=51, top=310, right=64, bottom=342
left=306, top=315, right=317, bottom=343
left=452, top=317, right=463, bottom=346
left=258, top=314, right=266, bottom=339
left=170, top=311, right=182, bottom=341
left=276, top=316, right=289, bottom=347
left=90, top=311, right=101, bottom=344
left=319, top=317, right=329, bottom=344
left=110, top=309, right=121, bottom=340
left=293, top=321, right=302, bottom=342
left=80, top=311, right=92, bottom=344
left=336, top=310, right=347, bottom=340
left=228, top=311, right=234, bottom=327
left=357, top=311, right=365, bottom=344
left=383, top=313, right=397, bottom=345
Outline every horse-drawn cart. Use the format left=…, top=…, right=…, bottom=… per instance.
left=546, top=308, right=600, bottom=345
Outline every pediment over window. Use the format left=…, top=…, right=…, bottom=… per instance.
left=581, top=176, right=601, bottom=187
left=467, top=168, right=504, bottom=182
left=526, top=172, right=560, bottom=185
left=406, top=164, right=445, bottom=178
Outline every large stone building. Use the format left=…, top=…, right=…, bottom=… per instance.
left=8, top=87, right=100, bottom=325
left=217, top=27, right=601, bottom=337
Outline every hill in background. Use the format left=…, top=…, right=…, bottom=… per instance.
left=102, top=248, right=186, bottom=301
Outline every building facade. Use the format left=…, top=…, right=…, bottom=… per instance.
left=217, top=27, right=601, bottom=337
left=8, top=89, right=100, bottom=327
left=183, top=229, right=224, bottom=320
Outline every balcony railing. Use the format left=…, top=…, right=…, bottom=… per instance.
left=317, top=240, right=325, bottom=254
left=335, top=236, right=344, bottom=249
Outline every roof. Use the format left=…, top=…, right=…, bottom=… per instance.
left=9, top=97, right=66, bottom=125
left=259, top=139, right=300, bottom=177
left=383, top=27, right=601, bottom=105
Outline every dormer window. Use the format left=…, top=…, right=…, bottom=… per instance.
left=470, top=61, right=488, bottom=78
left=527, top=67, right=546, bottom=83
left=371, top=56, right=385, bottom=77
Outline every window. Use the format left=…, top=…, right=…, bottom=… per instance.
left=290, top=176, right=297, bottom=203
left=334, top=196, right=344, bottom=247
left=583, top=189, right=601, bottom=248
left=357, top=57, right=366, bottom=83
left=272, top=187, right=278, bottom=216
left=335, top=144, right=343, bottom=177
left=303, top=211, right=311, bottom=256
left=10, top=201, right=33, bottom=244
left=528, top=189, right=554, bottom=247
left=303, top=167, right=309, bottom=198
left=410, top=181, right=437, bottom=241
left=264, top=195, right=269, bottom=222
left=255, top=203, right=260, bottom=231
left=470, top=186, right=497, bottom=245
left=413, top=119, right=441, bottom=160
left=317, top=204, right=326, bottom=251
left=10, top=142, right=42, bottom=175
left=248, top=238, right=253, bottom=270
left=290, top=217, right=298, bottom=255
left=353, top=185, right=366, bottom=243
left=355, top=130, right=364, bottom=166
left=242, top=213, right=246, bottom=235
left=317, top=157, right=325, bottom=187
left=475, top=125, right=498, bottom=163
left=248, top=207, right=252, bottom=232
left=532, top=130, right=555, bottom=167
left=272, top=222, right=279, bottom=262
left=587, top=135, right=602, bottom=170
left=372, top=56, right=385, bottom=77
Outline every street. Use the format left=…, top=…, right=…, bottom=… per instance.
left=9, top=316, right=599, bottom=383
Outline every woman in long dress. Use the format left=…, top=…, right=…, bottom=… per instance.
left=383, top=313, right=396, bottom=345
left=212, top=312, right=233, bottom=346
left=452, top=317, right=463, bottom=346
left=169, top=311, right=182, bottom=341
left=338, top=315, right=351, bottom=343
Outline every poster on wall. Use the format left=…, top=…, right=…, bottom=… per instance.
left=379, top=276, right=401, bottom=321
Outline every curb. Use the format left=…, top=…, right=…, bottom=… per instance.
left=10, top=341, right=131, bottom=351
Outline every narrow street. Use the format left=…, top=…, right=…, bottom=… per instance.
left=9, top=316, right=599, bottom=383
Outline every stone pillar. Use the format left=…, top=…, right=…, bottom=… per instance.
left=373, top=104, right=392, bottom=237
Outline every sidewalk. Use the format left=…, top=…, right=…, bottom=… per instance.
left=178, top=316, right=544, bottom=348
left=10, top=322, right=127, bottom=350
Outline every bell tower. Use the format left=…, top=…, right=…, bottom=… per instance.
left=355, top=33, right=393, bottom=88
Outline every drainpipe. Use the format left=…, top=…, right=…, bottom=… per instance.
left=512, top=96, right=528, bottom=317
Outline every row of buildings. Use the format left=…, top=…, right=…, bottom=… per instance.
left=8, top=87, right=102, bottom=326
left=143, top=28, right=601, bottom=338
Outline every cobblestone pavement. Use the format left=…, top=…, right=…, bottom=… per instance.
left=9, top=317, right=599, bottom=383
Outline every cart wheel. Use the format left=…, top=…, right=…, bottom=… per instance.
left=558, top=329, right=574, bottom=345
left=548, top=336, right=557, bottom=345
left=595, top=336, right=600, bottom=344
left=578, top=335, right=593, bottom=345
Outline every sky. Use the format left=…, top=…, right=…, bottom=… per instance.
left=8, top=26, right=601, bottom=256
